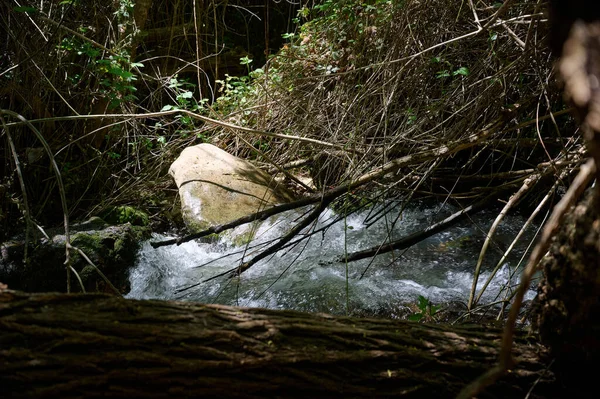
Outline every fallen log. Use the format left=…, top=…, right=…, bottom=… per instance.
left=0, top=290, right=559, bottom=398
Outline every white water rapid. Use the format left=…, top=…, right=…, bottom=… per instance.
left=127, top=202, right=538, bottom=317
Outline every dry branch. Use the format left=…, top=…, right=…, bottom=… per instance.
left=152, top=119, right=503, bottom=250
left=335, top=194, right=493, bottom=264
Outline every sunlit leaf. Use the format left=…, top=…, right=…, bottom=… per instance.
left=453, top=67, right=469, bottom=76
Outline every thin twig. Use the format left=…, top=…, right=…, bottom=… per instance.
left=4, top=110, right=352, bottom=152
left=153, top=121, right=500, bottom=249
left=1, top=110, right=71, bottom=291
left=467, top=172, right=540, bottom=310
left=474, top=169, right=569, bottom=306
left=0, top=115, right=32, bottom=263
left=72, top=246, right=122, bottom=296
left=457, top=158, right=595, bottom=399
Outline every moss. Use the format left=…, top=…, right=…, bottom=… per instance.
left=71, top=232, right=107, bottom=261
left=79, top=265, right=96, bottom=284
left=114, top=237, right=125, bottom=254
left=101, top=206, right=149, bottom=226
left=183, top=214, right=212, bottom=234
left=232, top=230, right=256, bottom=247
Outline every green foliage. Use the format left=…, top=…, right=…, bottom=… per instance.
left=409, top=295, right=441, bottom=322
left=101, top=206, right=149, bottom=226
left=161, top=76, right=207, bottom=114
left=13, top=6, right=38, bottom=13
left=405, top=108, right=417, bottom=125
left=432, top=57, right=469, bottom=80
left=239, top=56, right=253, bottom=66
left=57, top=40, right=140, bottom=110
left=52, top=0, right=141, bottom=110
left=312, top=0, right=399, bottom=27
left=159, top=76, right=213, bottom=140
left=260, top=0, right=406, bottom=89
left=309, top=0, right=402, bottom=47
left=214, top=64, right=264, bottom=114
left=99, top=56, right=139, bottom=109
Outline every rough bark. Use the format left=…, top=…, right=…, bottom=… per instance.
left=540, top=2, right=600, bottom=390
left=534, top=189, right=600, bottom=389
left=0, top=290, right=558, bottom=399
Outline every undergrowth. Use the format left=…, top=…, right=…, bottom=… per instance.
left=212, top=0, right=578, bottom=206
left=0, top=0, right=584, bottom=309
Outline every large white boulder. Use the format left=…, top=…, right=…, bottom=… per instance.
left=169, top=144, right=296, bottom=233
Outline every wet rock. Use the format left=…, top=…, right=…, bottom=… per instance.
left=0, top=217, right=150, bottom=294
left=169, top=143, right=296, bottom=233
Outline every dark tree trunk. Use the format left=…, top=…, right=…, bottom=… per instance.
left=1, top=290, right=558, bottom=398
left=536, top=1, right=600, bottom=395
left=534, top=189, right=600, bottom=390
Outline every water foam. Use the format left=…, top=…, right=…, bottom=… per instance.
left=127, top=203, right=538, bottom=316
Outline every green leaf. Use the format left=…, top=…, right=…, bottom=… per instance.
left=417, top=295, right=429, bottom=310
left=109, top=98, right=121, bottom=109
left=161, top=105, right=176, bottom=111
left=239, top=56, right=253, bottom=65
left=408, top=313, right=423, bottom=322
left=109, top=68, right=134, bottom=79
left=250, top=68, right=264, bottom=77
left=453, top=67, right=469, bottom=76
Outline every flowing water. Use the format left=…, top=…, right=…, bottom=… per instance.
left=127, top=202, right=539, bottom=317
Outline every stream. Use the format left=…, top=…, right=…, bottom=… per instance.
left=127, top=201, right=539, bottom=317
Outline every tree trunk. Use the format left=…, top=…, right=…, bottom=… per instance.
left=1, top=290, right=558, bottom=398
left=534, top=188, right=600, bottom=391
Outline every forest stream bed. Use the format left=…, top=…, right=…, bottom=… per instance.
left=127, top=202, right=539, bottom=319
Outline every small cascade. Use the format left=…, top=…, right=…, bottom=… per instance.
left=127, top=202, right=538, bottom=317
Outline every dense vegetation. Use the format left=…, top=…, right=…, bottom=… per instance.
left=0, top=3, right=580, bottom=276
left=1, top=0, right=577, bottom=228
left=1, top=0, right=580, bottom=309
left=4, top=1, right=600, bottom=397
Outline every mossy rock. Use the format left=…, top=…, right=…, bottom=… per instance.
left=0, top=218, right=151, bottom=294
